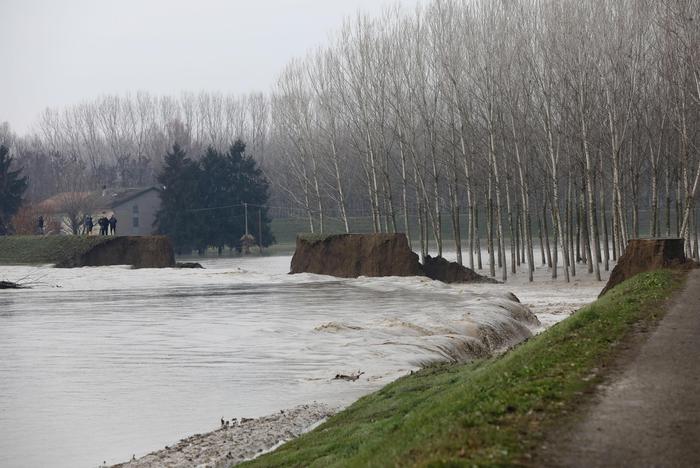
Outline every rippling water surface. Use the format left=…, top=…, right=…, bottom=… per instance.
left=0, top=256, right=547, bottom=468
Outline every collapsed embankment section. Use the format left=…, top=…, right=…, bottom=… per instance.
left=0, top=235, right=175, bottom=268
left=57, top=236, right=175, bottom=268
left=290, top=233, right=424, bottom=278
left=423, top=255, right=499, bottom=284
left=290, top=233, right=493, bottom=283
left=600, top=238, right=691, bottom=296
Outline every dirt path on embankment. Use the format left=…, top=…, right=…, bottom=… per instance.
left=538, top=269, right=700, bottom=467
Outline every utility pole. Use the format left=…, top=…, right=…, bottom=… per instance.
left=258, top=208, right=263, bottom=251
left=244, top=202, right=249, bottom=236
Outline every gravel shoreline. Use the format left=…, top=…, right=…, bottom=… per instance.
left=108, top=403, right=335, bottom=468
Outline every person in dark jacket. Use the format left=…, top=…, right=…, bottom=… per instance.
left=108, top=214, right=117, bottom=235
left=98, top=216, right=108, bottom=235
left=85, top=215, right=94, bottom=235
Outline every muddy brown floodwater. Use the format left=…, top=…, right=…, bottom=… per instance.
left=0, top=252, right=606, bottom=468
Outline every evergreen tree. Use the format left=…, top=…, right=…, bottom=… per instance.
left=198, top=141, right=275, bottom=252
left=199, top=146, right=237, bottom=252
left=155, top=144, right=202, bottom=253
left=155, top=140, right=274, bottom=254
left=0, top=145, right=28, bottom=235
left=225, top=140, right=274, bottom=247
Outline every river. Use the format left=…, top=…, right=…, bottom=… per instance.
left=0, top=255, right=602, bottom=467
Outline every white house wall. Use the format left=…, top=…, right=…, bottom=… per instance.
left=109, top=189, right=161, bottom=236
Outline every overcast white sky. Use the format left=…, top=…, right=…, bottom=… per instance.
left=0, top=0, right=419, bottom=134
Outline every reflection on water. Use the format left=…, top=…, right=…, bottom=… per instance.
left=0, top=256, right=535, bottom=468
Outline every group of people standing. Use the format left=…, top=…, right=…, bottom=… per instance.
left=83, top=214, right=117, bottom=236
left=35, top=214, right=117, bottom=236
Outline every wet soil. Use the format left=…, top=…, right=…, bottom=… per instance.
left=290, top=234, right=423, bottom=278
left=600, top=238, right=688, bottom=296
left=110, top=404, right=334, bottom=468
left=56, top=236, right=175, bottom=268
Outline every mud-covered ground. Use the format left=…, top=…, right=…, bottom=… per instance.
left=109, top=404, right=335, bottom=468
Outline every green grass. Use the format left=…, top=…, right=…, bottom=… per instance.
left=270, top=210, right=672, bottom=246
left=270, top=218, right=367, bottom=245
left=296, top=233, right=356, bottom=244
left=242, top=269, right=685, bottom=467
left=270, top=216, right=434, bottom=244
left=0, top=235, right=111, bottom=265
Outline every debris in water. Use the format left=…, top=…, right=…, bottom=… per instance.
left=334, top=371, right=365, bottom=382
left=176, top=262, right=204, bottom=269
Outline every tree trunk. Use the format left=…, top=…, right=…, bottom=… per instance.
left=580, top=105, right=601, bottom=280
left=601, top=174, right=610, bottom=271
left=475, top=205, right=482, bottom=270
left=538, top=212, right=546, bottom=266
left=665, top=157, right=672, bottom=237
left=567, top=174, right=576, bottom=277
left=449, top=127, right=463, bottom=265
left=505, top=167, right=516, bottom=275
left=398, top=138, right=411, bottom=246
left=449, top=182, right=463, bottom=265
left=583, top=187, right=593, bottom=274
left=570, top=196, right=576, bottom=275
left=302, top=165, right=315, bottom=233
left=414, top=166, right=426, bottom=263
left=543, top=200, right=552, bottom=269
left=693, top=202, right=699, bottom=261
left=461, top=125, right=475, bottom=269
left=650, top=145, right=659, bottom=238
left=511, top=113, right=534, bottom=281
left=515, top=204, right=522, bottom=267
left=329, top=139, right=350, bottom=233
left=429, top=139, right=443, bottom=257
left=487, top=187, right=495, bottom=278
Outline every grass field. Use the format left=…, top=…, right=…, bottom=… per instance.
left=269, top=210, right=668, bottom=249
left=269, top=215, right=476, bottom=246
left=0, top=235, right=111, bottom=265
left=269, top=216, right=463, bottom=255
left=270, top=217, right=376, bottom=245
left=242, top=269, right=685, bottom=467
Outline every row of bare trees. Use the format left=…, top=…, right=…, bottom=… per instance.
left=268, top=0, right=700, bottom=282
left=5, top=0, right=699, bottom=282
left=4, top=92, right=269, bottom=201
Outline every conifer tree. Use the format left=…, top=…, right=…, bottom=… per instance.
left=155, top=144, right=202, bottom=253
left=0, top=145, right=28, bottom=235
left=156, top=140, right=274, bottom=254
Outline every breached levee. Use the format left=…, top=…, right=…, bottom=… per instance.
left=290, top=233, right=493, bottom=283
left=290, top=233, right=424, bottom=277
left=291, top=233, right=539, bottom=365
left=56, top=236, right=175, bottom=268
left=423, top=254, right=499, bottom=284
left=0, top=235, right=175, bottom=268
left=355, top=290, right=540, bottom=367
left=599, top=238, right=691, bottom=296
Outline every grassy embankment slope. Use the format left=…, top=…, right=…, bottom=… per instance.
left=0, top=235, right=111, bottom=265
left=243, top=270, right=685, bottom=467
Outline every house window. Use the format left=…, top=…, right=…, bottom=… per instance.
left=132, top=204, right=140, bottom=228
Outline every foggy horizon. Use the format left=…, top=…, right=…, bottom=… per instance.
left=0, top=0, right=419, bottom=134
left=1, top=1, right=699, bottom=467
